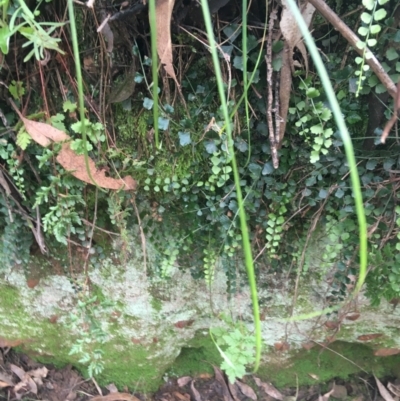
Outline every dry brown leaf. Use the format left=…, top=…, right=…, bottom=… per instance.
left=12, top=105, right=137, bottom=191
left=28, top=366, right=48, bottom=385
left=387, top=382, right=400, bottom=397
left=357, top=333, right=383, bottom=341
left=0, top=372, right=14, bottom=387
left=280, top=0, right=315, bottom=74
left=254, top=377, right=283, bottom=400
left=173, top=391, right=190, bottom=401
left=155, top=0, right=177, bottom=81
left=91, top=393, right=142, bottom=401
left=190, top=380, right=202, bottom=401
left=374, top=348, right=400, bottom=357
left=0, top=337, right=29, bottom=348
left=22, top=116, right=69, bottom=146
left=213, top=366, right=233, bottom=401
left=227, top=381, right=241, bottom=401
left=10, top=364, right=26, bottom=381
left=278, top=48, right=292, bottom=146
left=177, top=376, right=192, bottom=387
left=318, top=388, right=334, bottom=401
left=236, top=380, right=257, bottom=400
left=57, top=143, right=136, bottom=190
left=106, top=383, right=119, bottom=393
left=324, top=321, right=339, bottom=330
left=374, top=376, right=395, bottom=401
left=345, top=313, right=360, bottom=321
left=274, top=341, right=290, bottom=351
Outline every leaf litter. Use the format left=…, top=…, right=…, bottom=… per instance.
left=1, top=348, right=400, bottom=401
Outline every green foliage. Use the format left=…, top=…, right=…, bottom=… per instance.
left=211, top=318, right=255, bottom=383
left=355, top=0, right=389, bottom=95
left=0, top=0, right=65, bottom=61
left=365, top=245, right=400, bottom=306
left=67, top=293, right=115, bottom=377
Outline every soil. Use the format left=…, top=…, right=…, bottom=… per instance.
left=0, top=349, right=399, bottom=401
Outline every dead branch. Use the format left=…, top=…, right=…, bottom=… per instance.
left=308, top=0, right=397, bottom=99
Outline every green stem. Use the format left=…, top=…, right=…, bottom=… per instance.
left=200, top=0, right=262, bottom=372
left=148, top=0, right=159, bottom=148
left=285, top=0, right=367, bottom=294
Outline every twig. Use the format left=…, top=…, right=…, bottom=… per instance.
left=308, top=0, right=397, bottom=98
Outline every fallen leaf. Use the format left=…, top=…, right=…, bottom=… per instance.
left=27, top=278, right=40, bottom=288
left=324, top=321, right=339, bottom=330
left=20, top=116, right=69, bottom=146
left=0, top=337, right=30, bottom=348
left=374, top=348, right=400, bottom=356
left=213, top=366, right=233, bottom=401
left=319, top=388, right=334, bottom=401
left=173, top=391, right=190, bottom=401
left=357, top=333, right=383, bottom=341
left=57, top=143, right=136, bottom=190
left=28, top=367, right=48, bottom=385
left=302, top=342, right=315, bottom=350
left=274, top=341, right=290, bottom=351
left=388, top=382, right=400, bottom=397
left=106, top=383, right=118, bottom=393
left=308, top=373, right=319, bottom=380
left=91, top=393, right=142, bottom=401
left=174, top=320, right=194, bottom=329
left=10, top=102, right=137, bottom=191
left=236, top=380, right=257, bottom=400
left=345, top=313, right=360, bottom=321
left=227, top=381, right=241, bottom=401
left=254, top=377, right=283, bottom=400
left=10, top=364, right=26, bottom=381
left=331, top=384, right=347, bottom=399
left=375, top=376, right=395, bottom=401
left=280, top=0, right=315, bottom=75
left=155, top=0, right=178, bottom=82
left=196, top=373, right=212, bottom=379
left=177, top=376, right=191, bottom=387
left=190, top=380, right=202, bottom=401
left=0, top=372, right=14, bottom=387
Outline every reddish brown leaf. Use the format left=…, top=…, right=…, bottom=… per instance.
left=57, top=143, right=136, bottom=190
left=274, top=341, right=290, bottom=351
left=27, top=278, right=40, bottom=289
left=357, top=333, right=383, bottom=341
left=236, top=380, right=257, bottom=400
left=174, top=320, right=194, bottom=329
left=345, top=313, right=360, bottom=321
left=254, top=377, right=283, bottom=400
left=374, top=348, right=400, bottom=357
left=49, top=315, right=59, bottom=324
left=21, top=116, right=69, bottom=146
left=0, top=337, right=29, bottom=348
left=173, top=391, right=190, bottom=401
left=324, top=321, right=339, bottom=330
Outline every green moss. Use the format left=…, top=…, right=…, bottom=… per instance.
left=95, top=336, right=165, bottom=392
left=258, top=341, right=400, bottom=388
left=167, top=331, right=222, bottom=377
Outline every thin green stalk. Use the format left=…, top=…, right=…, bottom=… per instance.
left=148, top=0, right=159, bottom=148
left=200, top=0, right=261, bottom=372
left=241, top=0, right=251, bottom=167
left=285, top=0, right=367, bottom=294
left=67, top=0, right=101, bottom=189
